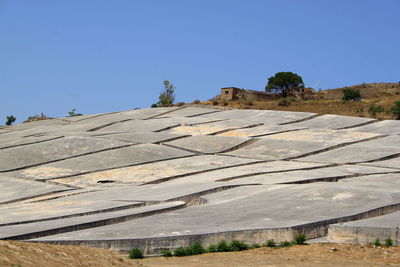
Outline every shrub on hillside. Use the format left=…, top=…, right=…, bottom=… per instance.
left=368, top=105, right=385, bottom=117
left=391, top=101, right=400, bottom=119
left=342, top=88, right=361, bottom=101
left=278, top=97, right=293, bottom=106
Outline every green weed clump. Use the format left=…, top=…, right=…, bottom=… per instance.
left=128, top=248, right=144, bottom=259
left=385, top=238, right=393, bottom=247
left=265, top=239, right=276, bottom=247
left=216, top=240, right=230, bottom=252
left=186, top=242, right=205, bottom=255
left=161, top=249, right=173, bottom=257
left=206, top=244, right=218, bottom=253
left=294, top=234, right=307, bottom=245
left=173, top=242, right=205, bottom=256
left=173, top=247, right=187, bottom=257
left=373, top=238, right=381, bottom=247
left=229, top=240, right=249, bottom=251
left=280, top=241, right=293, bottom=247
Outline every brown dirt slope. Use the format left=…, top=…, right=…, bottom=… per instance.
left=2, top=241, right=400, bottom=267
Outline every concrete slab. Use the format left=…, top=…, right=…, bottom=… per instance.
left=117, top=107, right=181, bottom=119
left=223, top=164, right=398, bottom=185
left=288, top=114, right=377, bottom=130
left=166, top=119, right=260, bottom=136
left=339, top=173, right=400, bottom=190
left=0, top=137, right=131, bottom=172
left=156, top=107, right=221, bottom=118
left=0, top=175, right=70, bottom=204
left=60, top=114, right=106, bottom=122
left=33, top=183, right=400, bottom=253
left=299, top=135, right=400, bottom=164
left=27, top=181, right=252, bottom=204
left=165, top=135, right=251, bottom=154
left=362, top=157, right=400, bottom=169
left=11, top=144, right=193, bottom=181
left=152, top=161, right=328, bottom=184
left=218, top=124, right=307, bottom=137
left=0, top=194, right=143, bottom=226
left=350, top=120, right=400, bottom=135
left=96, top=132, right=187, bottom=144
left=0, top=201, right=186, bottom=240
left=1, top=107, right=399, bottom=254
left=48, top=155, right=259, bottom=187
left=3, top=119, right=69, bottom=132
left=197, top=109, right=316, bottom=124
left=58, top=107, right=180, bottom=133
left=0, top=135, right=63, bottom=149
left=327, top=211, right=400, bottom=245
left=92, top=116, right=219, bottom=133
left=224, top=129, right=378, bottom=160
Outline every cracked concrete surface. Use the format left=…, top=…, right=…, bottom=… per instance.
left=1, top=107, right=399, bottom=254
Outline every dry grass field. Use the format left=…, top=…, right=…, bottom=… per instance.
left=1, top=241, right=400, bottom=267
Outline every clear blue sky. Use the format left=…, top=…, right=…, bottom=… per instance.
left=1, top=0, right=399, bottom=123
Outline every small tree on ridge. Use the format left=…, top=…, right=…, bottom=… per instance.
left=5, top=115, right=16, bottom=126
left=265, top=72, right=304, bottom=97
left=158, top=80, right=175, bottom=106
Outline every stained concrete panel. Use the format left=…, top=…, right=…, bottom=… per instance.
left=289, top=114, right=377, bottom=130
left=0, top=137, right=131, bottom=172
left=12, top=144, right=193, bottom=181
left=299, top=135, right=400, bottom=164
left=197, top=109, right=316, bottom=124
left=49, top=155, right=259, bottom=187
left=0, top=175, right=70, bottom=204
left=350, top=120, right=400, bottom=135
left=327, top=211, right=400, bottom=245
left=34, top=183, right=400, bottom=242
left=165, top=135, right=251, bottom=154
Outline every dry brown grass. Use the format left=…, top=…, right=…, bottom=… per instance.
left=3, top=240, right=400, bottom=267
